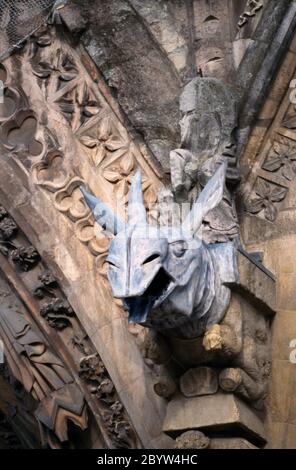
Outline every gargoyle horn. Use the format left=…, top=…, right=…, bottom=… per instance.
left=182, top=161, right=227, bottom=235
left=128, top=170, right=147, bottom=225
left=80, top=186, right=125, bottom=235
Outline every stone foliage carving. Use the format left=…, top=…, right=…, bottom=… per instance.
left=0, top=23, right=160, bottom=274
left=11, top=246, right=40, bottom=271
left=79, top=354, right=136, bottom=449
left=246, top=178, right=287, bottom=222
left=0, top=205, right=140, bottom=449
left=40, top=298, right=74, bottom=330
left=245, top=99, right=296, bottom=222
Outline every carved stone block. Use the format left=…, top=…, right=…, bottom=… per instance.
left=163, top=393, right=266, bottom=445
left=209, top=438, right=258, bottom=449
left=180, top=367, right=218, bottom=398
left=168, top=250, right=274, bottom=408
left=229, top=248, right=276, bottom=315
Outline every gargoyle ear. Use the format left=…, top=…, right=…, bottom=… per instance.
left=128, top=170, right=147, bottom=225
left=182, top=161, right=226, bottom=234
left=80, top=187, right=125, bottom=235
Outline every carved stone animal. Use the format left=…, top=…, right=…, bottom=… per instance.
left=81, top=162, right=237, bottom=339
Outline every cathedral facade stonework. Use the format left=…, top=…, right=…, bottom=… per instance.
left=0, top=0, right=296, bottom=450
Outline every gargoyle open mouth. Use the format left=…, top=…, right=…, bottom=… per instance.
left=124, top=268, right=174, bottom=323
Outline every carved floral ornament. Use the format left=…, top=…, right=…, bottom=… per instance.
left=0, top=204, right=139, bottom=449
left=247, top=178, right=287, bottom=222
left=245, top=94, right=296, bottom=223
left=0, top=23, right=159, bottom=273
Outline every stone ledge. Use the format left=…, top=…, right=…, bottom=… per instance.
left=226, top=248, right=276, bottom=315
left=163, top=393, right=266, bottom=446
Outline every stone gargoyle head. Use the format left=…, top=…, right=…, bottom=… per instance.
left=81, top=162, right=237, bottom=338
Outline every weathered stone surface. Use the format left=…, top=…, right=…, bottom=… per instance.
left=175, top=430, right=210, bottom=449
left=192, top=0, right=240, bottom=85
left=180, top=367, right=218, bottom=398
left=228, top=249, right=276, bottom=315
left=76, top=0, right=181, bottom=171
left=129, top=0, right=189, bottom=79
left=163, top=393, right=266, bottom=445
left=153, top=365, right=177, bottom=399
left=209, top=438, right=258, bottom=449
left=0, top=29, right=169, bottom=447
left=169, top=291, right=271, bottom=407
left=58, top=2, right=87, bottom=37
left=1, top=0, right=295, bottom=451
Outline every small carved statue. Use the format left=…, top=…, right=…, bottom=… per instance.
left=168, top=77, right=239, bottom=242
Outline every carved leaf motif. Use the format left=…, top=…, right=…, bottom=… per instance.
left=76, top=83, right=100, bottom=117
left=92, top=144, right=106, bottom=167
left=268, top=185, right=287, bottom=202
left=79, top=135, right=98, bottom=148
left=264, top=203, right=277, bottom=222
left=103, top=170, right=121, bottom=183
left=262, top=137, right=296, bottom=181
left=144, top=184, right=157, bottom=205
left=283, top=116, right=296, bottom=129
left=84, top=103, right=100, bottom=117
left=262, top=155, right=282, bottom=172
left=255, top=179, right=287, bottom=202
left=33, top=49, right=78, bottom=84
left=282, top=108, right=296, bottom=129
left=248, top=179, right=287, bottom=222
left=59, top=56, right=77, bottom=82
left=105, top=138, right=127, bottom=152
left=247, top=198, right=264, bottom=214
left=40, top=299, right=75, bottom=330
left=33, top=61, right=52, bottom=79
left=116, top=179, right=129, bottom=200
left=120, top=152, right=134, bottom=175
left=59, top=99, right=75, bottom=116
left=58, top=82, right=100, bottom=132
left=11, top=246, right=40, bottom=271
left=0, top=218, right=18, bottom=240
left=282, top=162, right=295, bottom=181
left=31, top=26, right=52, bottom=48
left=34, top=271, right=58, bottom=299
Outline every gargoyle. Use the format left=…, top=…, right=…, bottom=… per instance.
left=81, top=162, right=237, bottom=339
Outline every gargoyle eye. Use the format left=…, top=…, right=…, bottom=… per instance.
left=143, top=253, right=160, bottom=265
